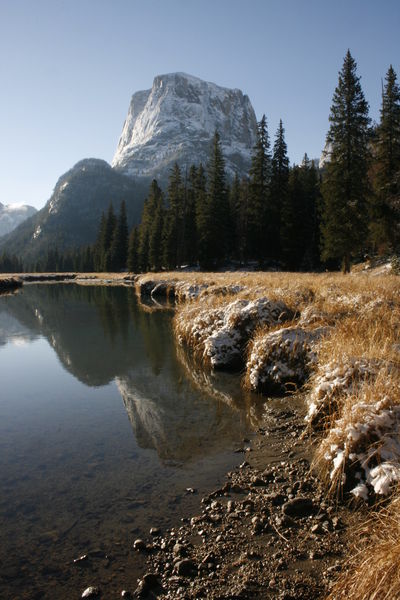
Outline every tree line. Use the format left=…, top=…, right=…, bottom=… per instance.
left=4, top=50, right=399, bottom=274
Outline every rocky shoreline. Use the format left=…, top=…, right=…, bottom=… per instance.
left=126, top=396, right=358, bottom=600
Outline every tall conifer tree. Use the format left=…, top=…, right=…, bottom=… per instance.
left=271, top=120, right=289, bottom=260
left=163, top=163, right=184, bottom=269
left=371, top=65, right=400, bottom=250
left=138, top=180, right=163, bottom=272
left=127, top=226, right=140, bottom=272
left=195, top=164, right=210, bottom=268
left=248, top=115, right=271, bottom=262
left=206, top=131, right=228, bottom=267
left=149, top=194, right=164, bottom=271
left=321, top=50, right=371, bottom=272
left=110, top=200, right=129, bottom=271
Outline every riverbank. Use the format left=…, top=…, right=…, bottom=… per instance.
left=130, top=394, right=360, bottom=599
left=130, top=270, right=400, bottom=600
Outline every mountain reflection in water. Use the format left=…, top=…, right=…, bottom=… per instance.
left=0, top=284, right=266, bottom=599
left=0, top=284, right=265, bottom=462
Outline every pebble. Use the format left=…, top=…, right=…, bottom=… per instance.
left=282, top=497, right=315, bottom=517
left=73, top=554, right=89, bottom=564
left=81, top=587, right=100, bottom=598
left=133, top=539, right=146, bottom=551
left=175, top=558, right=197, bottom=577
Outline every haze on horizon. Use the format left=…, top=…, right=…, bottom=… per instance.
left=0, top=0, right=399, bottom=210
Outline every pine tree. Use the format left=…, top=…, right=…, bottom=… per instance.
left=110, top=200, right=129, bottom=271
left=229, top=174, right=250, bottom=264
left=149, top=194, right=164, bottom=271
left=138, top=180, right=163, bottom=272
left=205, top=131, right=229, bottom=267
left=281, top=165, right=304, bottom=269
left=321, top=50, right=371, bottom=272
left=127, top=226, right=140, bottom=272
left=96, top=203, right=117, bottom=271
left=183, top=165, right=199, bottom=265
left=163, top=163, right=184, bottom=269
left=301, top=156, right=322, bottom=269
left=94, top=212, right=106, bottom=271
left=271, top=120, right=290, bottom=261
left=371, top=65, right=400, bottom=251
left=195, top=163, right=211, bottom=268
left=248, top=115, right=271, bottom=262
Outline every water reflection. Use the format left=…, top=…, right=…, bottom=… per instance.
left=1, top=284, right=264, bottom=462
left=0, top=284, right=267, bottom=599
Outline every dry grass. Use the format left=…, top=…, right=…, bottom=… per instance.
left=313, top=368, right=400, bottom=496
left=327, top=494, right=400, bottom=600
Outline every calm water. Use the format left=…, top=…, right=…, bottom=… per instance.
left=0, top=284, right=266, bottom=599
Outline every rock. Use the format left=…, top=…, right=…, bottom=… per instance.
left=266, top=492, right=285, bottom=506
left=150, top=527, right=161, bottom=536
left=142, top=573, right=160, bottom=588
left=133, top=538, right=147, bottom=551
left=134, top=573, right=160, bottom=597
left=81, top=587, right=101, bottom=598
left=121, top=591, right=133, bottom=598
left=175, top=558, right=197, bottom=577
left=282, top=497, right=315, bottom=518
left=251, top=476, right=267, bottom=486
left=173, top=543, right=187, bottom=557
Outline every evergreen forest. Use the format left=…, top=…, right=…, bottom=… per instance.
left=3, top=51, right=399, bottom=274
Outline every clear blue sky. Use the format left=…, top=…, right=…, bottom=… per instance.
left=1, top=0, right=399, bottom=209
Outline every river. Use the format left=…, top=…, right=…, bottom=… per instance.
left=0, top=283, right=266, bottom=599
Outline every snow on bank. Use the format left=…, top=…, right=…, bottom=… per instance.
left=306, top=358, right=381, bottom=427
left=175, top=297, right=292, bottom=370
left=247, top=326, right=328, bottom=394
left=321, top=393, right=400, bottom=499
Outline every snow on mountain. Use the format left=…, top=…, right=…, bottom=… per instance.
left=112, top=72, right=258, bottom=179
left=0, top=203, right=37, bottom=238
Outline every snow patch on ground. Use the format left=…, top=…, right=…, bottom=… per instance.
left=306, top=358, right=380, bottom=427
left=176, top=297, right=291, bottom=370
left=322, top=398, right=400, bottom=498
left=175, top=281, right=210, bottom=302
left=247, top=326, right=327, bottom=394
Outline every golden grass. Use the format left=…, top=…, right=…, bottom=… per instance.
left=313, top=368, right=400, bottom=495
left=327, top=494, right=400, bottom=600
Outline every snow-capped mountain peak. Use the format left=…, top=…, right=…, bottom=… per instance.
left=112, top=72, right=258, bottom=179
left=0, top=203, right=37, bottom=238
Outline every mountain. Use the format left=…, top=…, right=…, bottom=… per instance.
left=0, top=159, right=147, bottom=263
left=112, top=72, right=257, bottom=180
left=1, top=73, right=258, bottom=262
left=0, top=202, right=37, bottom=238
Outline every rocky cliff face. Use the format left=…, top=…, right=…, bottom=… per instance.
left=0, top=202, right=37, bottom=238
left=112, top=72, right=258, bottom=179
